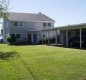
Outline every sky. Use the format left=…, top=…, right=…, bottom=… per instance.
left=0, top=0, right=86, bottom=30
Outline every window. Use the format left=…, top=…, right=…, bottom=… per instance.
left=16, top=34, right=20, bottom=38
left=14, top=22, right=18, bottom=26
left=10, top=34, right=20, bottom=38
left=43, top=23, right=46, bottom=27
left=14, top=22, right=24, bottom=26
left=48, top=23, right=51, bottom=26
left=11, top=34, right=15, bottom=38
left=19, top=22, right=23, bottom=26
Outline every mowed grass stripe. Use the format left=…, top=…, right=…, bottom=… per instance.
left=18, top=54, right=37, bottom=80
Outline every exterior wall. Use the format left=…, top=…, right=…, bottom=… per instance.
left=3, top=20, right=10, bottom=43
left=3, top=20, right=54, bottom=43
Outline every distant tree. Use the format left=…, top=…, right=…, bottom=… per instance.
left=0, top=0, right=9, bottom=19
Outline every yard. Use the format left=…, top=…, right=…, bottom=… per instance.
left=0, top=44, right=86, bottom=80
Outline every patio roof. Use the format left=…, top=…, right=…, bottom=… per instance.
left=39, top=23, right=86, bottom=31
left=27, top=23, right=86, bottom=33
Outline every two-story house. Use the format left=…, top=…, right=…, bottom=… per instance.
left=3, top=12, right=55, bottom=44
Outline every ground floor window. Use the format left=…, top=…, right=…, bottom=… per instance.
left=10, top=34, right=20, bottom=38
left=16, top=34, right=20, bottom=38
left=11, top=34, right=15, bottom=38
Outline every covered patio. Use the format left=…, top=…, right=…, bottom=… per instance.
left=39, top=23, right=86, bottom=48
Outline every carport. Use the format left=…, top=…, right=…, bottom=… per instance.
left=39, top=23, right=86, bottom=48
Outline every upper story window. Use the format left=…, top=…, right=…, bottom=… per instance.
left=19, top=22, right=23, bottom=26
left=14, top=22, right=18, bottom=26
left=13, top=21, right=24, bottom=26
left=43, top=23, right=46, bottom=27
left=48, top=23, right=51, bottom=26
left=43, top=23, right=51, bottom=27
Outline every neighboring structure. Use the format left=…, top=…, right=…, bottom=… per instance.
left=40, top=23, right=86, bottom=48
left=3, top=12, right=55, bottom=44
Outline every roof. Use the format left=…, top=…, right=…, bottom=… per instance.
left=8, top=12, right=55, bottom=22
left=54, top=23, right=86, bottom=30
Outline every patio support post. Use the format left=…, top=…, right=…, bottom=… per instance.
left=62, top=30, right=63, bottom=45
left=42, top=32, right=43, bottom=44
left=66, top=30, right=68, bottom=47
left=55, top=30, right=57, bottom=45
left=48, top=31, right=49, bottom=45
left=37, top=32, right=38, bottom=44
left=80, top=28, right=82, bottom=48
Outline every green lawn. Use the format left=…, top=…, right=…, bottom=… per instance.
left=0, top=44, right=86, bottom=80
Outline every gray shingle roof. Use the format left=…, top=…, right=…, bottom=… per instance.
left=8, top=12, right=55, bottom=22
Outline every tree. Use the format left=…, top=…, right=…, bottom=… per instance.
left=0, top=0, right=9, bottom=19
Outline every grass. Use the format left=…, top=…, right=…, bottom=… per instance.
left=0, top=44, right=86, bottom=80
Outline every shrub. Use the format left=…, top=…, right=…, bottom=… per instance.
left=7, top=36, right=16, bottom=44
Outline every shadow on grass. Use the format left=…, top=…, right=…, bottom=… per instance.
left=48, top=44, right=86, bottom=50
left=0, top=51, right=18, bottom=60
left=14, top=44, right=40, bottom=46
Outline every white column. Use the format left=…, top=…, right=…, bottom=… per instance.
left=55, top=30, right=57, bottom=45
left=80, top=28, right=82, bottom=48
left=37, top=32, right=39, bottom=44
left=66, top=30, right=68, bottom=47
left=42, top=32, right=43, bottom=44
left=61, top=30, right=63, bottom=45
left=48, top=31, right=49, bottom=45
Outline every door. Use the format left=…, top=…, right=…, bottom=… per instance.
left=33, top=34, right=37, bottom=44
left=27, top=34, right=32, bottom=44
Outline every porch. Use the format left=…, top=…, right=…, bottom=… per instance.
left=39, top=23, right=86, bottom=48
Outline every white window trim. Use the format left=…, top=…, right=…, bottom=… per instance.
left=13, top=22, right=18, bottom=26
left=43, top=22, right=51, bottom=27
left=19, top=22, right=24, bottom=26
left=10, top=34, right=21, bottom=38
left=48, top=23, right=51, bottom=27
left=43, top=23, right=46, bottom=27
left=13, top=21, right=24, bottom=27
left=16, top=34, right=21, bottom=38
